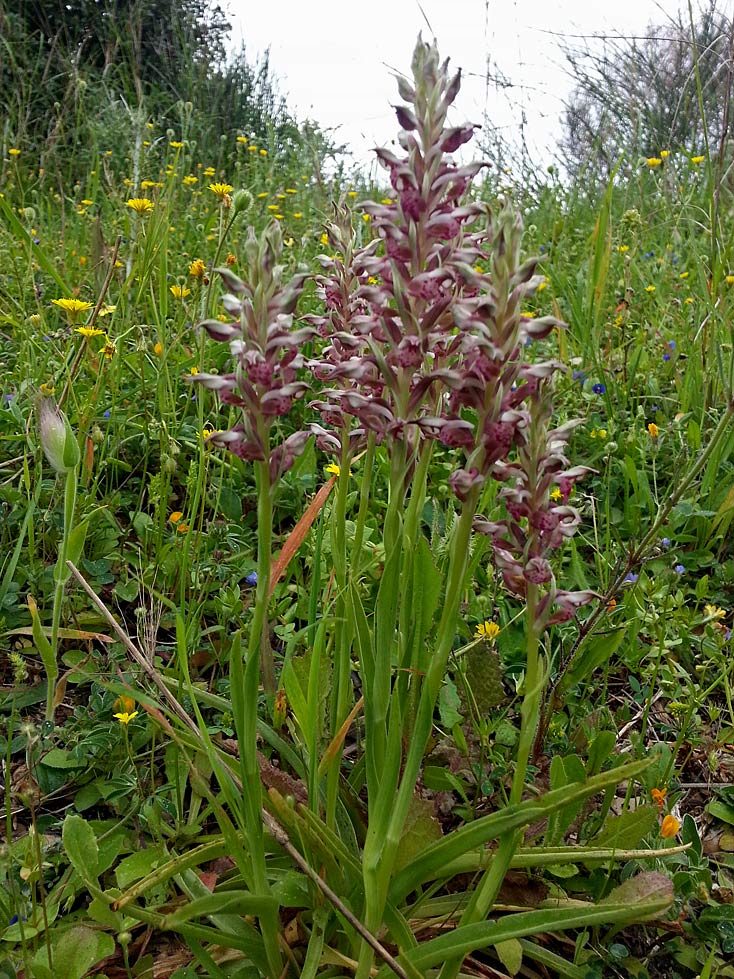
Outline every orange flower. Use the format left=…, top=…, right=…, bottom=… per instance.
left=113, top=694, right=136, bottom=714
left=661, top=814, right=681, bottom=838
left=651, top=787, right=667, bottom=809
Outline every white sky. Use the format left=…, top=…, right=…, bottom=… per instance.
left=227, top=0, right=727, bottom=173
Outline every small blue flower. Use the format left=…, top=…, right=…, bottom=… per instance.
left=643, top=250, right=655, bottom=259
left=572, top=370, right=586, bottom=382
left=674, top=564, right=685, bottom=574
left=663, top=353, right=671, bottom=361
left=667, top=339, right=677, bottom=350
left=624, top=573, right=639, bottom=583
left=726, top=629, right=732, bottom=641
left=103, top=409, right=111, bottom=418
left=661, top=537, right=671, bottom=548
left=592, top=383, right=606, bottom=395
left=244, top=571, right=258, bottom=586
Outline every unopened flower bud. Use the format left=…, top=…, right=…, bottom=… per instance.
left=38, top=397, right=79, bottom=473
left=232, top=189, right=251, bottom=215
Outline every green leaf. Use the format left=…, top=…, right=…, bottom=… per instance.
left=560, top=628, right=625, bottom=693
left=161, top=891, right=279, bottom=929
left=218, top=486, right=242, bottom=520
left=62, top=813, right=100, bottom=883
left=495, top=938, right=523, bottom=975
left=393, top=795, right=443, bottom=873
left=42, top=748, right=87, bottom=769
left=589, top=806, right=659, bottom=851
left=389, top=755, right=654, bottom=902
left=115, top=845, right=166, bottom=888
left=30, top=926, right=114, bottom=979
left=707, top=800, right=734, bottom=826
left=377, top=872, right=673, bottom=978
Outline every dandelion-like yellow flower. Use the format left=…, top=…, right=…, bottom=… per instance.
left=690, top=155, right=705, bottom=164
left=646, top=157, right=662, bottom=167
left=550, top=487, right=563, bottom=502
left=189, top=259, right=206, bottom=279
left=169, top=511, right=184, bottom=524
left=726, top=275, right=734, bottom=285
left=40, top=382, right=55, bottom=396
left=293, top=212, right=302, bottom=218
left=153, top=341, right=163, bottom=356
left=8, top=148, right=20, bottom=156
left=618, top=244, right=629, bottom=253
left=126, top=197, right=155, bottom=215
left=648, top=422, right=659, bottom=438
left=325, top=463, right=341, bottom=477
left=236, top=135, right=248, bottom=143
left=208, top=182, right=233, bottom=200
left=660, top=150, right=670, bottom=159
left=248, top=145, right=258, bottom=153
left=52, top=297, right=94, bottom=316
left=225, top=253, right=236, bottom=266
left=319, top=232, right=329, bottom=246
left=169, top=140, right=184, bottom=149
left=257, top=192, right=268, bottom=199
left=645, top=285, right=656, bottom=293
left=140, top=180, right=156, bottom=190
left=285, top=188, right=297, bottom=194
left=114, top=711, right=139, bottom=725
left=75, top=325, right=105, bottom=338
left=98, top=304, right=116, bottom=317
left=475, top=621, right=500, bottom=640
left=183, top=175, right=198, bottom=186
left=259, top=148, right=267, bottom=156
left=679, top=271, right=689, bottom=279
left=660, top=814, right=681, bottom=838
left=169, top=285, right=190, bottom=300
left=102, top=339, right=116, bottom=360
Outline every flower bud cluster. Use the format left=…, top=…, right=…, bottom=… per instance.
left=473, top=381, right=596, bottom=626
left=190, top=222, right=314, bottom=481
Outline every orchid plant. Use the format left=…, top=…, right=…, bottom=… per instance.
left=186, top=36, right=672, bottom=979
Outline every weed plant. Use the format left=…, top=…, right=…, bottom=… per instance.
left=0, top=27, right=734, bottom=979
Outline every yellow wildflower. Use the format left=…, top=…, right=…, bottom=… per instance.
left=475, top=621, right=500, bottom=640
left=259, top=148, right=267, bottom=156
left=169, top=140, right=184, bottom=149
left=225, top=253, right=236, bottom=266
left=325, top=463, right=341, bottom=477
left=550, top=487, right=562, bottom=502
left=126, top=197, right=155, bottom=215
left=114, top=711, right=139, bottom=725
left=617, top=245, right=629, bottom=253
left=169, top=511, right=184, bottom=524
left=169, top=285, right=190, bottom=300
left=189, top=259, right=206, bottom=279
left=183, top=175, right=198, bottom=186
left=8, top=148, right=20, bottom=156
left=704, top=604, right=726, bottom=619
left=646, top=157, right=662, bottom=167
left=645, top=285, right=656, bottom=293
left=679, top=271, right=689, bottom=279
left=39, top=382, right=55, bottom=396
left=102, top=339, right=116, bottom=360
left=648, top=422, right=659, bottom=438
left=690, top=155, right=705, bottom=164
left=208, top=182, right=233, bottom=200
left=52, top=298, right=94, bottom=317
left=75, top=325, right=105, bottom=338
left=660, top=150, right=670, bottom=158
left=236, top=135, right=248, bottom=143
left=153, top=342, right=163, bottom=356
left=726, top=275, right=734, bottom=285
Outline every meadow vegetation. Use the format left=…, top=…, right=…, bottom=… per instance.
left=1, top=3, right=734, bottom=978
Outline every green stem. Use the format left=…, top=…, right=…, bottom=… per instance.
left=47, top=466, right=78, bottom=722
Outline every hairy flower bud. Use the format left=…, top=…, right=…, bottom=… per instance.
left=38, top=397, right=79, bottom=474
